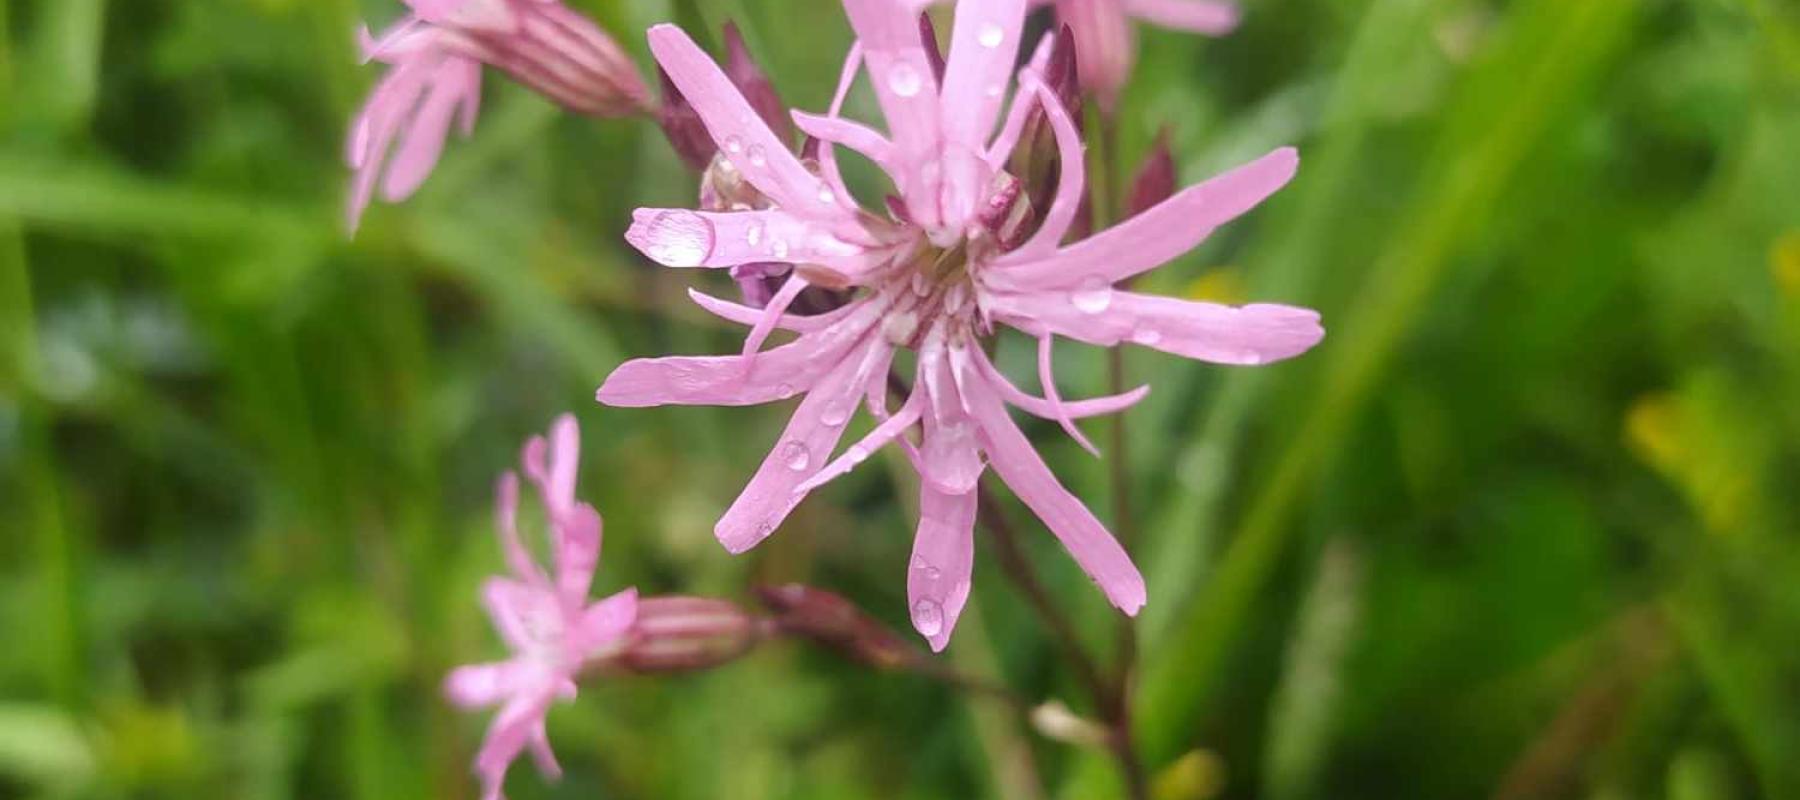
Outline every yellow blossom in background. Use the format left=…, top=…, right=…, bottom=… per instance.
left=1183, top=266, right=1249, bottom=305
left=1772, top=231, right=1800, bottom=297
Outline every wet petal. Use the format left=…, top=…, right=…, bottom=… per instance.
left=596, top=303, right=880, bottom=407
left=625, top=208, right=875, bottom=274
left=989, top=290, right=1324, bottom=365
left=907, top=485, right=977, bottom=651
left=939, top=0, right=1027, bottom=150
left=840, top=0, right=942, bottom=160
left=794, top=389, right=924, bottom=494
left=715, top=341, right=888, bottom=553
left=965, top=380, right=1146, bottom=614
left=687, top=287, right=842, bottom=333
left=972, top=347, right=1151, bottom=419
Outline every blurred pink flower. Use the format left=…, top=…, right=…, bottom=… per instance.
left=599, top=0, right=1319, bottom=651
left=346, top=0, right=649, bottom=231
left=1043, top=0, right=1239, bottom=108
left=445, top=414, right=636, bottom=800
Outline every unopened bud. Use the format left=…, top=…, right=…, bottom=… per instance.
left=1126, top=127, right=1176, bottom=219
left=615, top=596, right=762, bottom=673
left=755, top=584, right=917, bottom=670
left=1009, top=26, right=1082, bottom=238
left=445, top=0, right=649, bottom=117
left=721, top=23, right=792, bottom=143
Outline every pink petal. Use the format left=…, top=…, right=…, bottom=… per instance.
left=522, top=413, right=581, bottom=518
left=810, top=43, right=868, bottom=211
left=646, top=25, right=849, bottom=224
left=738, top=273, right=808, bottom=359
left=444, top=660, right=529, bottom=708
left=982, top=35, right=1051, bottom=166
left=840, top=0, right=943, bottom=159
left=1036, top=334, right=1099, bottom=455
left=917, top=348, right=985, bottom=494
left=1126, top=0, right=1241, bottom=34
left=791, top=111, right=898, bottom=176
left=494, top=472, right=546, bottom=585
left=482, top=577, right=553, bottom=651
left=907, top=485, right=977, bottom=651
left=715, top=342, right=888, bottom=553
left=687, top=287, right=840, bottom=333
left=552, top=503, right=602, bottom=601
left=625, top=208, right=875, bottom=274
left=989, top=147, right=1298, bottom=289
left=939, top=0, right=1027, bottom=150
left=989, top=290, right=1324, bottom=365
left=473, top=692, right=555, bottom=800
left=965, top=380, right=1146, bottom=615
left=380, top=56, right=480, bottom=202
left=572, top=587, right=638, bottom=656
left=596, top=303, right=881, bottom=407
left=972, top=348, right=1151, bottom=419
left=793, top=389, right=924, bottom=494
left=1055, top=0, right=1134, bottom=104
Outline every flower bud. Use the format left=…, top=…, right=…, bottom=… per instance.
left=1125, top=127, right=1176, bottom=219
left=1008, top=26, right=1082, bottom=238
left=755, top=584, right=917, bottom=670
left=443, top=0, right=649, bottom=117
left=614, top=596, right=763, bottom=673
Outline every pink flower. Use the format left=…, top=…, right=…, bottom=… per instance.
left=346, top=0, right=649, bottom=231
left=445, top=414, right=637, bottom=800
left=598, top=0, right=1320, bottom=651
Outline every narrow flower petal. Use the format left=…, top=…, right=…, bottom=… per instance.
left=687, top=287, right=839, bottom=333
left=973, top=348, right=1152, bottom=419
left=794, top=389, right=925, bottom=494
left=552, top=503, right=602, bottom=600
left=990, top=147, right=1298, bottom=289
left=1011, top=80, right=1088, bottom=258
left=739, top=273, right=809, bottom=358
left=918, top=351, right=986, bottom=494
left=791, top=111, right=899, bottom=176
left=647, top=25, right=850, bottom=224
left=572, top=587, right=638, bottom=655
left=473, top=692, right=556, bottom=800
left=494, top=472, right=546, bottom=585
left=989, top=290, right=1324, bottom=365
left=715, top=342, right=884, bottom=553
left=965, top=382, right=1146, bottom=615
left=1036, top=334, right=1100, bottom=455
left=1125, top=0, right=1241, bottom=34
left=381, top=57, right=482, bottom=201
left=625, top=208, right=874, bottom=273
left=597, top=304, right=880, bottom=407
left=445, top=660, right=530, bottom=708
left=939, top=0, right=1028, bottom=150
left=482, top=577, right=553, bottom=651
left=839, top=0, right=943, bottom=161
left=907, top=485, right=977, bottom=651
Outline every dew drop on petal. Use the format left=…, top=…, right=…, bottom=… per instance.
left=1070, top=276, right=1114, bottom=314
left=986, top=83, right=1003, bottom=98
left=888, top=63, right=922, bottom=98
left=978, top=23, right=1005, bottom=48
left=641, top=210, right=714, bottom=266
left=724, top=135, right=744, bottom=154
left=911, top=599, right=944, bottom=637
left=779, top=440, right=811, bottom=471
left=819, top=399, right=850, bottom=427
left=817, top=186, right=836, bottom=205
left=770, top=237, right=790, bottom=259
left=747, top=145, right=767, bottom=167
left=1130, top=327, right=1163, bottom=346
left=746, top=221, right=764, bottom=247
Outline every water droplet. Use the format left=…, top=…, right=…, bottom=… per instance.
left=985, top=83, right=1003, bottom=98
left=640, top=210, right=713, bottom=266
left=746, top=221, right=764, bottom=247
left=1242, top=351, right=1265, bottom=365
left=716, top=157, right=738, bottom=174
left=770, top=237, right=790, bottom=259
left=977, top=23, right=1005, bottom=48
left=779, top=440, right=811, bottom=471
left=819, top=399, right=850, bottom=427
left=888, top=63, right=922, bottom=98
left=724, top=135, right=744, bottom=154
left=747, top=145, right=767, bottom=167
left=1130, top=327, right=1163, bottom=346
left=911, top=599, right=944, bottom=636
left=1069, top=276, right=1113, bottom=314
left=817, top=185, right=836, bottom=205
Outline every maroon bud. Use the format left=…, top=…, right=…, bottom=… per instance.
left=721, top=22, right=793, bottom=144
left=1008, top=26, right=1084, bottom=243
left=656, top=67, right=717, bottom=172
left=1126, top=127, right=1177, bottom=219
left=615, top=596, right=764, bottom=674
left=755, top=584, right=918, bottom=670
left=918, top=13, right=947, bottom=85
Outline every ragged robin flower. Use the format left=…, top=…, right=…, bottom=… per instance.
left=598, top=0, right=1322, bottom=651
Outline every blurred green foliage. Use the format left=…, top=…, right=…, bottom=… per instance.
left=3, top=0, right=1798, bottom=798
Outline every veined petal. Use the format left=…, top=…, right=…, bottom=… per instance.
left=918, top=349, right=985, bottom=494
left=1126, top=0, right=1241, bottom=34
left=939, top=0, right=1027, bottom=150
left=715, top=341, right=887, bottom=553
left=596, top=301, right=881, bottom=407
left=792, top=111, right=899, bottom=176
left=647, top=25, right=849, bottom=224
left=626, top=208, right=875, bottom=274
left=907, top=485, right=977, bottom=651
left=988, top=290, right=1324, bottom=365
left=965, top=381, right=1146, bottom=614
left=989, top=147, right=1298, bottom=289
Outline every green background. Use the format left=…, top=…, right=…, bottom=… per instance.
left=3, top=0, right=1798, bottom=797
